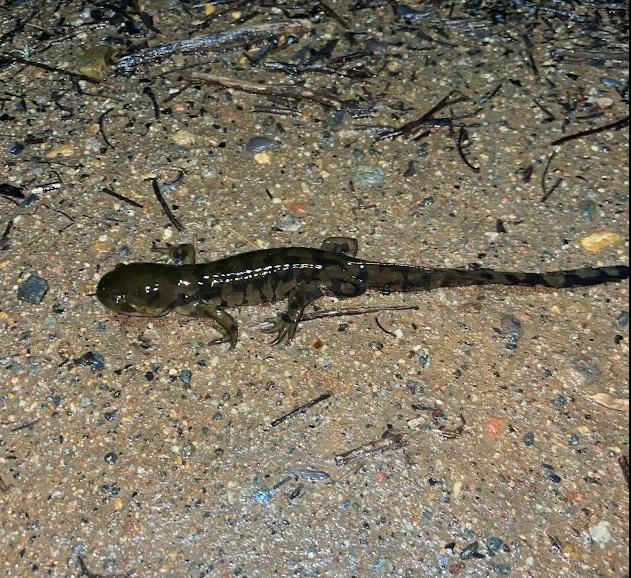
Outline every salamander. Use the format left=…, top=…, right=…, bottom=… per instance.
left=96, top=237, right=629, bottom=349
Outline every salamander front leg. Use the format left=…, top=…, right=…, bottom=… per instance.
left=175, top=302, right=238, bottom=350
left=261, top=284, right=323, bottom=345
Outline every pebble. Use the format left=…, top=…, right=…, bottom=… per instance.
left=523, top=432, right=535, bottom=446
left=254, top=151, right=272, bottom=165
left=417, top=348, right=431, bottom=369
left=274, top=215, right=302, bottom=232
left=580, top=231, right=622, bottom=252
left=104, top=452, right=118, bottom=464
left=578, top=200, right=597, bottom=221
left=246, top=136, right=278, bottom=153
left=494, top=565, right=512, bottom=575
left=8, top=142, right=24, bottom=155
left=171, top=130, right=197, bottom=146
left=353, top=165, right=385, bottom=188
left=17, top=274, right=49, bottom=304
left=180, top=369, right=192, bottom=385
left=589, top=520, right=612, bottom=545
left=617, top=311, right=629, bottom=327
left=252, top=488, right=272, bottom=504
left=45, top=143, right=76, bottom=159
left=460, top=542, right=480, bottom=560
left=487, top=537, right=504, bottom=553
left=562, top=355, right=601, bottom=386
left=75, top=351, right=106, bottom=371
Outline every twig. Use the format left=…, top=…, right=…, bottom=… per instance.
left=455, top=126, right=480, bottom=173
left=190, top=72, right=345, bottom=109
left=271, top=391, right=332, bottom=427
left=317, top=0, right=350, bottom=29
left=98, top=107, right=115, bottom=149
left=334, top=431, right=406, bottom=466
left=540, top=150, right=562, bottom=202
left=142, top=86, right=160, bottom=119
left=378, top=92, right=468, bottom=140
left=149, top=178, right=185, bottom=232
left=619, top=456, right=629, bottom=487
left=374, top=315, right=396, bottom=337
left=0, top=53, right=101, bottom=84
left=550, top=115, right=629, bottom=146
left=252, top=305, right=419, bottom=333
left=102, top=187, right=144, bottom=208
left=116, top=20, right=313, bottom=71
left=10, top=418, right=40, bottom=432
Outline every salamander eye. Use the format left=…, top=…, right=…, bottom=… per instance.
left=112, top=294, right=125, bottom=305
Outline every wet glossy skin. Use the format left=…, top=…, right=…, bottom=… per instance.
left=97, top=238, right=629, bottom=349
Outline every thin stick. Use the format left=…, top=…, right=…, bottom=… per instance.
left=102, top=187, right=144, bottom=208
left=10, top=418, right=40, bottom=432
left=318, top=0, right=350, bottom=28
left=455, top=126, right=480, bottom=173
left=379, top=92, right=468, bottom=140
left=190, top=72, right=345, bottom=109
left=334, top=431, right=406, bottom=466
left=116, top=20, right=313, bottom=71
left=149, top=178, right=185, bottom=231
left=550, top=115, right=629, bottom=146
left=98, top=107, right=115, bottom=149
left=0, top=54, right=101, bottom=83
left=540, top=150, right=562, bottom=202
left=271, top=391, right=332, bottom=427
left=619, top=456, right=629, bottom=487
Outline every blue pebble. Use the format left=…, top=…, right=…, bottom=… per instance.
left=547, top=473, right=562, bottom=484
left=246, top=136, right=278, bottom=153
left=569, top=434, right=580, bottom=446
left=75, top=351, right=106, bottom=371
left=487, top=537, right=504, bottom=553
left=495, top=565, right=512, bottom=575
left=416, top=146, right=429, bottom=158
left=9, top=142, right=25, bottom=155
left=252, top=488, right=272, bottom=504
left=436, top=555, right=449, bottom=568
left=180, top=369, right=192, bottom=385
left=104, top=452, right=118, bottom=464
left=353, top=166, right=385, bottom=188
left=524, top=432, right=536, bottom=448
left=17, top=274, right=49, bottom=304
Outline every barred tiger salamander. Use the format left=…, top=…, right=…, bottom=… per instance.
left=96, top=237, right=629, bottom=349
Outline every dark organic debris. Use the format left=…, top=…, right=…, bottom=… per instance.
left=551, top=115, right=629, bottom=147
left=334, top=430, right=406, bottom=466
left=116, top=20, right=313, bottom=71
left=271, top=391, right=332, bottom=427
left=190, top=72, right=346, bottom=110
left=618, top=456, right=629, bottom=487
left=149, top=178, right=185, bottom=232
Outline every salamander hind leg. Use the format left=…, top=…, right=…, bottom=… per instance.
left=261, top=284, right=324, bottom=345
left=152, top=243, right=196, bottom=264
left=175, top=302, right=238, bottom=350
left=321, top=237, right=359, bottom=257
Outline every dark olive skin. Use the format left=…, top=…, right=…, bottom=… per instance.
left=96, top=239, right=629, bottom=348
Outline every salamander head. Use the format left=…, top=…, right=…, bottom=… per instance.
left=97, top=263, right=176, bottom=317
